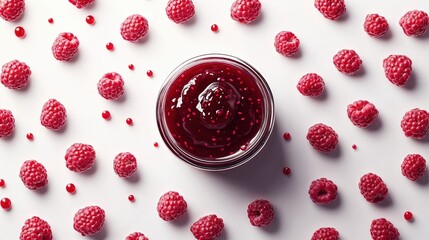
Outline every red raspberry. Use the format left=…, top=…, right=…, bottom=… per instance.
left=311, top=227, right=339, bottom=240
left=0, top=0, right=24, bottom=21
left=97, top=72, right=125, bottom=100
left=51, top=32, right=79, bottom=61
left=126, top=232, right=149, bottom=240
left=347, top=100, right=379, bottom=128
left=314, top=0, right=346, bottom=20
left=308, top=178, right=337, bottom=205
left=359, top=173, right=388, bottom=203
left=1, top=60, right=31, bottom=89
left=364, top=14, right=389, bottom=37
left=19, top=160, right=48, bottom=190
left=247, top=199, right=274, bottom=227
left=306, top=123, right=339, bottom=153
left=297, top=73, right=325, bottom=97
left=401, top=154, right=427, bottom=181
left=73, top=206, right=105, bottom=236
left=401, top=108, right=429, bottom=139
left=370, top=218, right=400, bottom=240
left=68, top=0, right=95, bottom=9
left=399, top=10, right=428, bottom=37
left=157, top=191, right=187, bottom=221
left=190, top=214, right=224, bottom=240
left=0, top=109, right=15, bottom=138
left=113, top=152, right=137, bottom=178
left=65, top=143, right=96, bottom=173
left=40, top=99, right=67, bottom=130
left=274, top=31, right=300, bottom=57
left=383, top=55, right=412, bottom=86
left=231, top=0, right=261, bottom=24
left=19, top=216, right=52, bottom=240
left=166, top=0, right=195, bottom=24
left=120, top=14, right=149, bottom=42
left=333, top=49, right=362, bottom=75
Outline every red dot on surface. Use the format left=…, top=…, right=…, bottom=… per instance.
left=128, top=195, right=135, bottom=202
left=211, top=24, right=219, bottom=32
left=126, top=118, right=133, bottom=125
left=15, top=26, right=25, bottom=38
left=106, top=42, right=114, bottom=51
left=154, top=142, right=159, bottom=148
left=48, top=18, right=54, bottom=24
left=352, top=144, right=357, bottom=150
left=26, top=133, right=34, bottom=141
left=404, top=211, right=413, bottom=221
left=146, top=70, right=153, bottom=77
left=66, top=183, right=76, bottom=194
left=102, top=110, right=111, bottom=120
left=86, top=15, right=95, bottom=25
left=1, top=198, right=11, bottom=210
left=0, top=179, right=5, bottom=187
left=128, top=64, right=135, bottom=70
left=283, top=132, right=291, bottom=141
left=283, top=167, right=291, bottom=175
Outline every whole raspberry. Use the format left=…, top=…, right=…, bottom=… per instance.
left=347, top=100, right=379, bottom=128
left=73, top=206, right=105, bottom=236
left=311, top=227, right=340, bottom=240
left=157, top=191, right=187, bottom=221
left=359, top=173, right=388, bottom=203
left=1, top=60, right=31, bottom=89
left=166, top=0, right=195, bottom=24
left=51, top=32, right=79, bottom=61
left=401, top=154, right=427, bottom=181
left=126, top=232, right=149, bottom=240
left=190, top=214, right=224, bottom=240
left=308, top=178, right=337, bottom=205
left=40, top=99, right=67, bottom=130
left=274, top=31, right=300, bottom=57
left=0, top=109, right=15, bottom=138
left=97, top=72, right=125, bottom=100
left=231, top=0, right=261, bottom=24
left=19, top=160, right=48, bottom=190
left=399, top=10, right=428, bottom=36
left=68, top=0, right=95, bottom=9
left=120, top=14, right=149, bottom=42
left=297, top=73, right=325, bottom=97
left=400, top=108, right=429, bottom=139
left=0, top=0, right=25, bottom=21
left=113, top=152, right=137, bottom=178
left=333, top=49, right=362, bottom=75
left=65, top=143, right=96, bottom=173
left=306, top=123, right=339, bottom=153
left=370, top=218, right=400, bottom=240
left=314, top=0, right=346, bottom=20
left=19, top=216, right=52, bottom=240
left=247, top=199, right=274, bottom=227
left=383, top=55, right=412, bottom=86
left=364, top=14, right=389, bottom=37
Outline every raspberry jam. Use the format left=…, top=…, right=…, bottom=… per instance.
left=157, top=54, right=274, bottom=170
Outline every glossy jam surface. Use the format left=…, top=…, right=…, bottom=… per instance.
left=164, top=61, right=264, bottom=158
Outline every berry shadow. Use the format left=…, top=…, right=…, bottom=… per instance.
left=217, top=226, right=229, bottom=240
left=35, top=185, right=49, bottom=195
left=171, top=211, right=191, bottom=227
left=412, top=134, right=429, bottom=144
left=313, top=87, right=328, bottom=102
left=14, top=81, right=31, bottom=94
left=111, top=93, right=127, bottom=104
left=68, top=51, right=80, bottom=63
left=51, top=123, right=68, bottom=135
left=416, top=30, right=429, bottom=40
left=364, top=117, right=383, bottom=132
left=373, top=194, right=393, bottom=208
left=83, top=1, right=97, bottom=11
left=318, top=144, right=342, bottom=160
left=336, top=11, right=349, bottom=23
left=81, top=161, right=98, bottom=176
left=289, top=49, right=303, bottom=60
left=417, top=171, right=429, bottom=186
left=125, top=170, right=141, bottom=184
left=379, top=29, right=393, bottom=41
left=89, top=222, right=108, bottom=240
left=404, top=71, right=417, bottom=91
left=262, top=209, right=281, bottom=234
left=349, top=65, right=366, bottom=78
left=1, top=131, right=16, bottom=142
left=247, top=11, right=264, bottom=26
left=182, top=14, right=198, bottom=27
left=320, top=193, right=342, bottom=210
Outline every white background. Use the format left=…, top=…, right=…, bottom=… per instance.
left=1, top=0, right=429, bottom=239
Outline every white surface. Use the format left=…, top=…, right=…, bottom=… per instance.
left=1, top=0, right=429, bottom=239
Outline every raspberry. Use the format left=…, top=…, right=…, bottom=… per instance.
left=120, top=14, right=149, bottom=42
left=190, top=214, right=224, bottom=240
left=166, top=0, right=195, bottom=24
left=274, top=31, right=300, bottom=57
left=73, top=206, right=105, bottom=236
left=297, top=73, right=325, bottom=97
left=97, top=72, right=125, bottom=100
left=306, top=123, right=339, bottom=153
left=0, top=109, right=15, bottom=138
left=0, top=0, right=24, bottom=21
left=247, top=199, right=274, bottom=227
left=68, top=0, right=95, bottom=9
left=401, top=154, right=427, bottom=181
left=231, top=0, right=261, bottom=24
left=51, top=32, right=79, bottom=61
left=383, top=55, right=412, bottom=86
left=314, top=0, right=346, bottom=20
left=19, top=216, right=52, bottom=240
left=311, top=227, right=339, bottom=240
left=333, top=49, right=362, bottom=75
left=157, top=191, right=187, bottom=221
left=399, top=10, right=428, bottom=37
left=364, top=14, right=389, bottom=37
left=19, top=160, right=48, bottom=190
left=347, top=100, right=379, bottom=128
left=113, top=152, right=137, bottom=178
left=359, top=173, right=388, bottom=203
left=40, top=99, right=67, bottom=130
left=65, top=143, right=96, bottom=173
left=370, top=218, right=400, bottom=240
left=126, top=232, right=149, bottom=240
left=308, top=178, right=337, bottom=205
left=400, top=108, right=429, bottom=139
left=1, top=60, right=31, bottom=89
